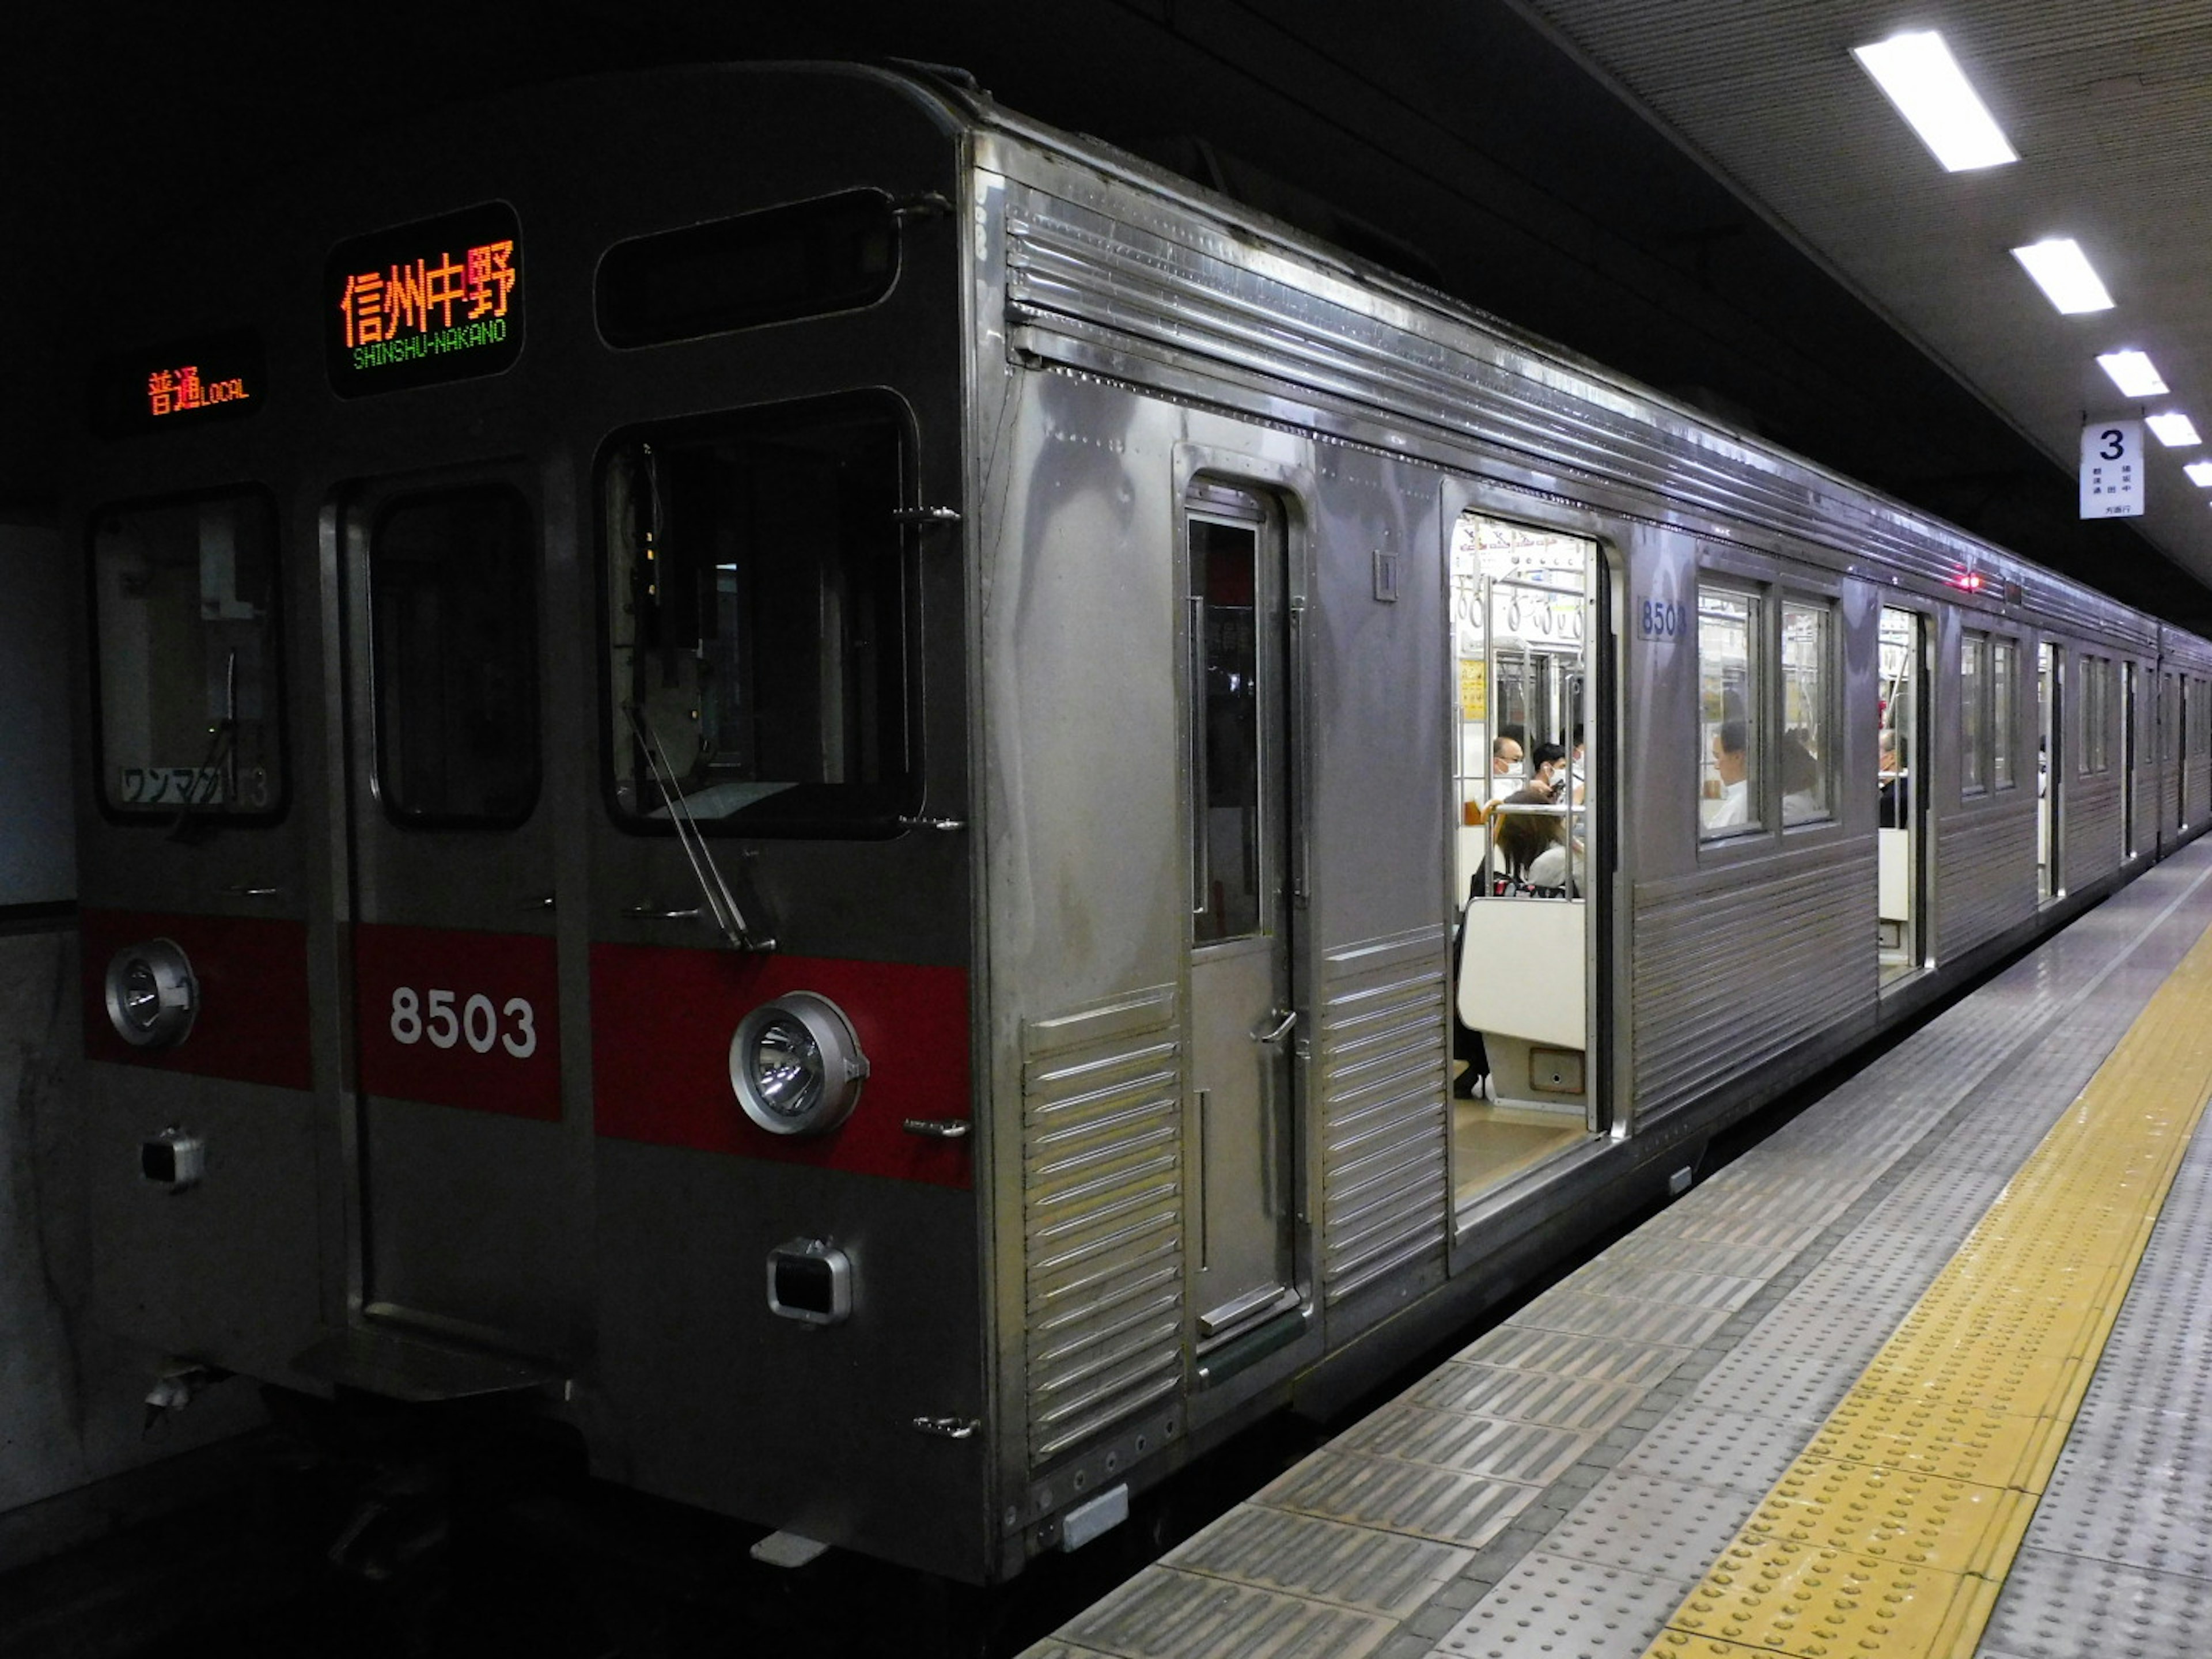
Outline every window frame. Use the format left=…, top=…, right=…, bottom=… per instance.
left=1695, top=578, right=1765, bottom=844
left=86, top=483, right=290, bottom=830
left=1991, top=637, right=2018, bottom=790
left=1778, top=594, right=1836, bottom=828
left=593, top=388, right=926, bottom=842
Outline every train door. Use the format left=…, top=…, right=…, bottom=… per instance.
left=2165, top=670, right=2184, bottom=845
left=2123, top=661, right=2139, bottom=858
left=335, top=477, right=581, bottom=1369
left=1449, top=514, right=1598, bottom=1207
left=1185, top=484, right=1299, bottom=1344
left=2039, top=642, right=2061, bottom=901
left=1877, top=608, right=1926, bottom=982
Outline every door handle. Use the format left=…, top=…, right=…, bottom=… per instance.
left=1254, top=1009, right=1297, bottom=1044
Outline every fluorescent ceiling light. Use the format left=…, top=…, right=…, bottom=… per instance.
left=1852, top=31, right=2018, bottom=171
left=2099, top=351, right=2170, bottom=397
left=2187, top=461, right=2212, bottom=486
left=2010, top=239, right=2113, bottom=313
left=2149, top=414, right=2202, bottom=447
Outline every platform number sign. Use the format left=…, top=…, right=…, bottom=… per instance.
left=2081, top=421, right=2145, bottom=518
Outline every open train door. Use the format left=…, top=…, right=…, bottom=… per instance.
left=1448, top=513, right=1603, bottom=1210
left=311, top=471, right=586, bottom=1389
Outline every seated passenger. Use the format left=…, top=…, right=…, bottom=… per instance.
left=1704, top=721, right=1748, bottom=829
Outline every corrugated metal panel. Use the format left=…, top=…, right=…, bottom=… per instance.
left=1937, top=803, right=2039, bottom=960
left=1631, top=848, right=1874, bottom=1122
left=1316, top=927, right=1450, bottom=1305
left=1020, top=986, right=1185, bottom=1468
left=2065, top=776, right=2124, bottom=889
left=995, top=169, right=2166, bottom=646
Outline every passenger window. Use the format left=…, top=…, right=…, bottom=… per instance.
left=1781, top=600, right=1830, bottom=825
left=91, top=490, right=285, bottom=820
left=370, top=486, right=540, bottom=825
left=1991, top=639, right=2017, bottom=788
left=601, top=395, right=915, bottom=836
left=1698, top=585, right=1760, bottom=838
left=1961, top=631, right=1988, bottom=796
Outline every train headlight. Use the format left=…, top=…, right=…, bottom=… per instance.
left=729, top=992, right=868, bottom=1135
left=104, top=938, right=199, bottom=1050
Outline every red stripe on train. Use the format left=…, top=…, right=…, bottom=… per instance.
left=354, top=924, right=562, bottom=1121
left=81, top=907, right=313, bottom=1091
left=590, top=943, right=972, bottom=1189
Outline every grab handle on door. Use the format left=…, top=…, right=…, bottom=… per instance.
left=1254, top=1009, right=1297, bottom=1044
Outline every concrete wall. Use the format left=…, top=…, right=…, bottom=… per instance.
left=0, top=525, right=75, bottom=908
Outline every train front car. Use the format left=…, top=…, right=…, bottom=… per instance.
left=73, top=67, right=991, bottom=1578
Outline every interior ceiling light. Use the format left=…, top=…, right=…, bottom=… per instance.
left=2186, top=461, right=2212, bottom=487
left=2010, top=239, right=2113, bottom=313
left=1851, top=31, right=2018, bottom=171
left=2148, top=414, right=2203, bottom=448
left=2099, top=351, right=2170, bottom=397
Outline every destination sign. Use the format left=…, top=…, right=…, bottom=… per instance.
left=327, top=201, right=523, bottom=395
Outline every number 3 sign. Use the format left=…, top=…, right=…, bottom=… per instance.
left=2081, top=421, right=2144, bottom=518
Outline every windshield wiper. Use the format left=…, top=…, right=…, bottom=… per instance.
left=623, top=700, right=776, bottom=952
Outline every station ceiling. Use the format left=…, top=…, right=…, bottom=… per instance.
left=12, top=1, right=2207, bottom=627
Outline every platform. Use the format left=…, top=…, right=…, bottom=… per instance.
left=1023, top=838, right=2212, bottom=1659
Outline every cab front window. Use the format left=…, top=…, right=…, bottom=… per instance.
left=601, top=395, right=917, bottom=836
left=90, top=490, right=284, bottom=820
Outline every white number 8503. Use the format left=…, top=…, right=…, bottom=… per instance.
left=389, top=987, right=538, bottom=1058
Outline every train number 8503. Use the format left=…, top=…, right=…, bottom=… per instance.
left=389, top=987, right=539, bottom=1058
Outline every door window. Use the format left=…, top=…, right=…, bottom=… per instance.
left=1190, top=517, right=1265, bottom=942
left=370, top=485, right=540, bottom=826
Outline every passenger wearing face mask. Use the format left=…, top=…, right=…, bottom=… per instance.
left=1494, top=742, right=1570, bottom=888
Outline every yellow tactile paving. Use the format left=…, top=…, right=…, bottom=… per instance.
left=1639, top=909, right=2212, bottom=1659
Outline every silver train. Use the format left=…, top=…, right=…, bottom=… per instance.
left=72, top=62, right=2212, bottom=1581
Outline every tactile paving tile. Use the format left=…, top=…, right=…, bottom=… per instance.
left=1738, top=1455, right=2031, bottom=1578
left=1017, top=1642, right=1115, bottom=1659
left=1802, top=1388, right=2061, bottom=1492
left=1613, top=1403, right=1819, bottom=1496
left=1254, top=1449, right=1545, bottom=1548
left=1453, top=1326, right=1687, bottom=1388
left=1505, top=1290, right=1734, bottom=1350
left=1061, top=1565, right=1397, bottom=1659
left=1668, top=1534, right=1992, bottom=1658
left=1541, top=1471, right=1760, bottom=1581
left=1431, top=1550, right=1687, bottom=1659
left=1596, top=1233, right=1799, bottom=1282
left=1334, top=1403, right=1596, bottom=1486
left=2031, top=1426, right=2212, bottom=1581
left=1978, top=1546, right=2212, bottom=1659
left=1694, top=1331, right=1881, bottom=1426
left=1162, top=1505, right=1473, bottom=1620
left=1411, top=1362, right=1649, bottom=1434
left=1567, top=1262, right=1763, bottom=1313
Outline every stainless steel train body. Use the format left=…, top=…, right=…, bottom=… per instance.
left=70, top=63, right=2212, bottom=1582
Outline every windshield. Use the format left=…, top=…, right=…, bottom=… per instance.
left=601, top=395, right=916, bottom=835
left=90, top=490, right=283, bottom=820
